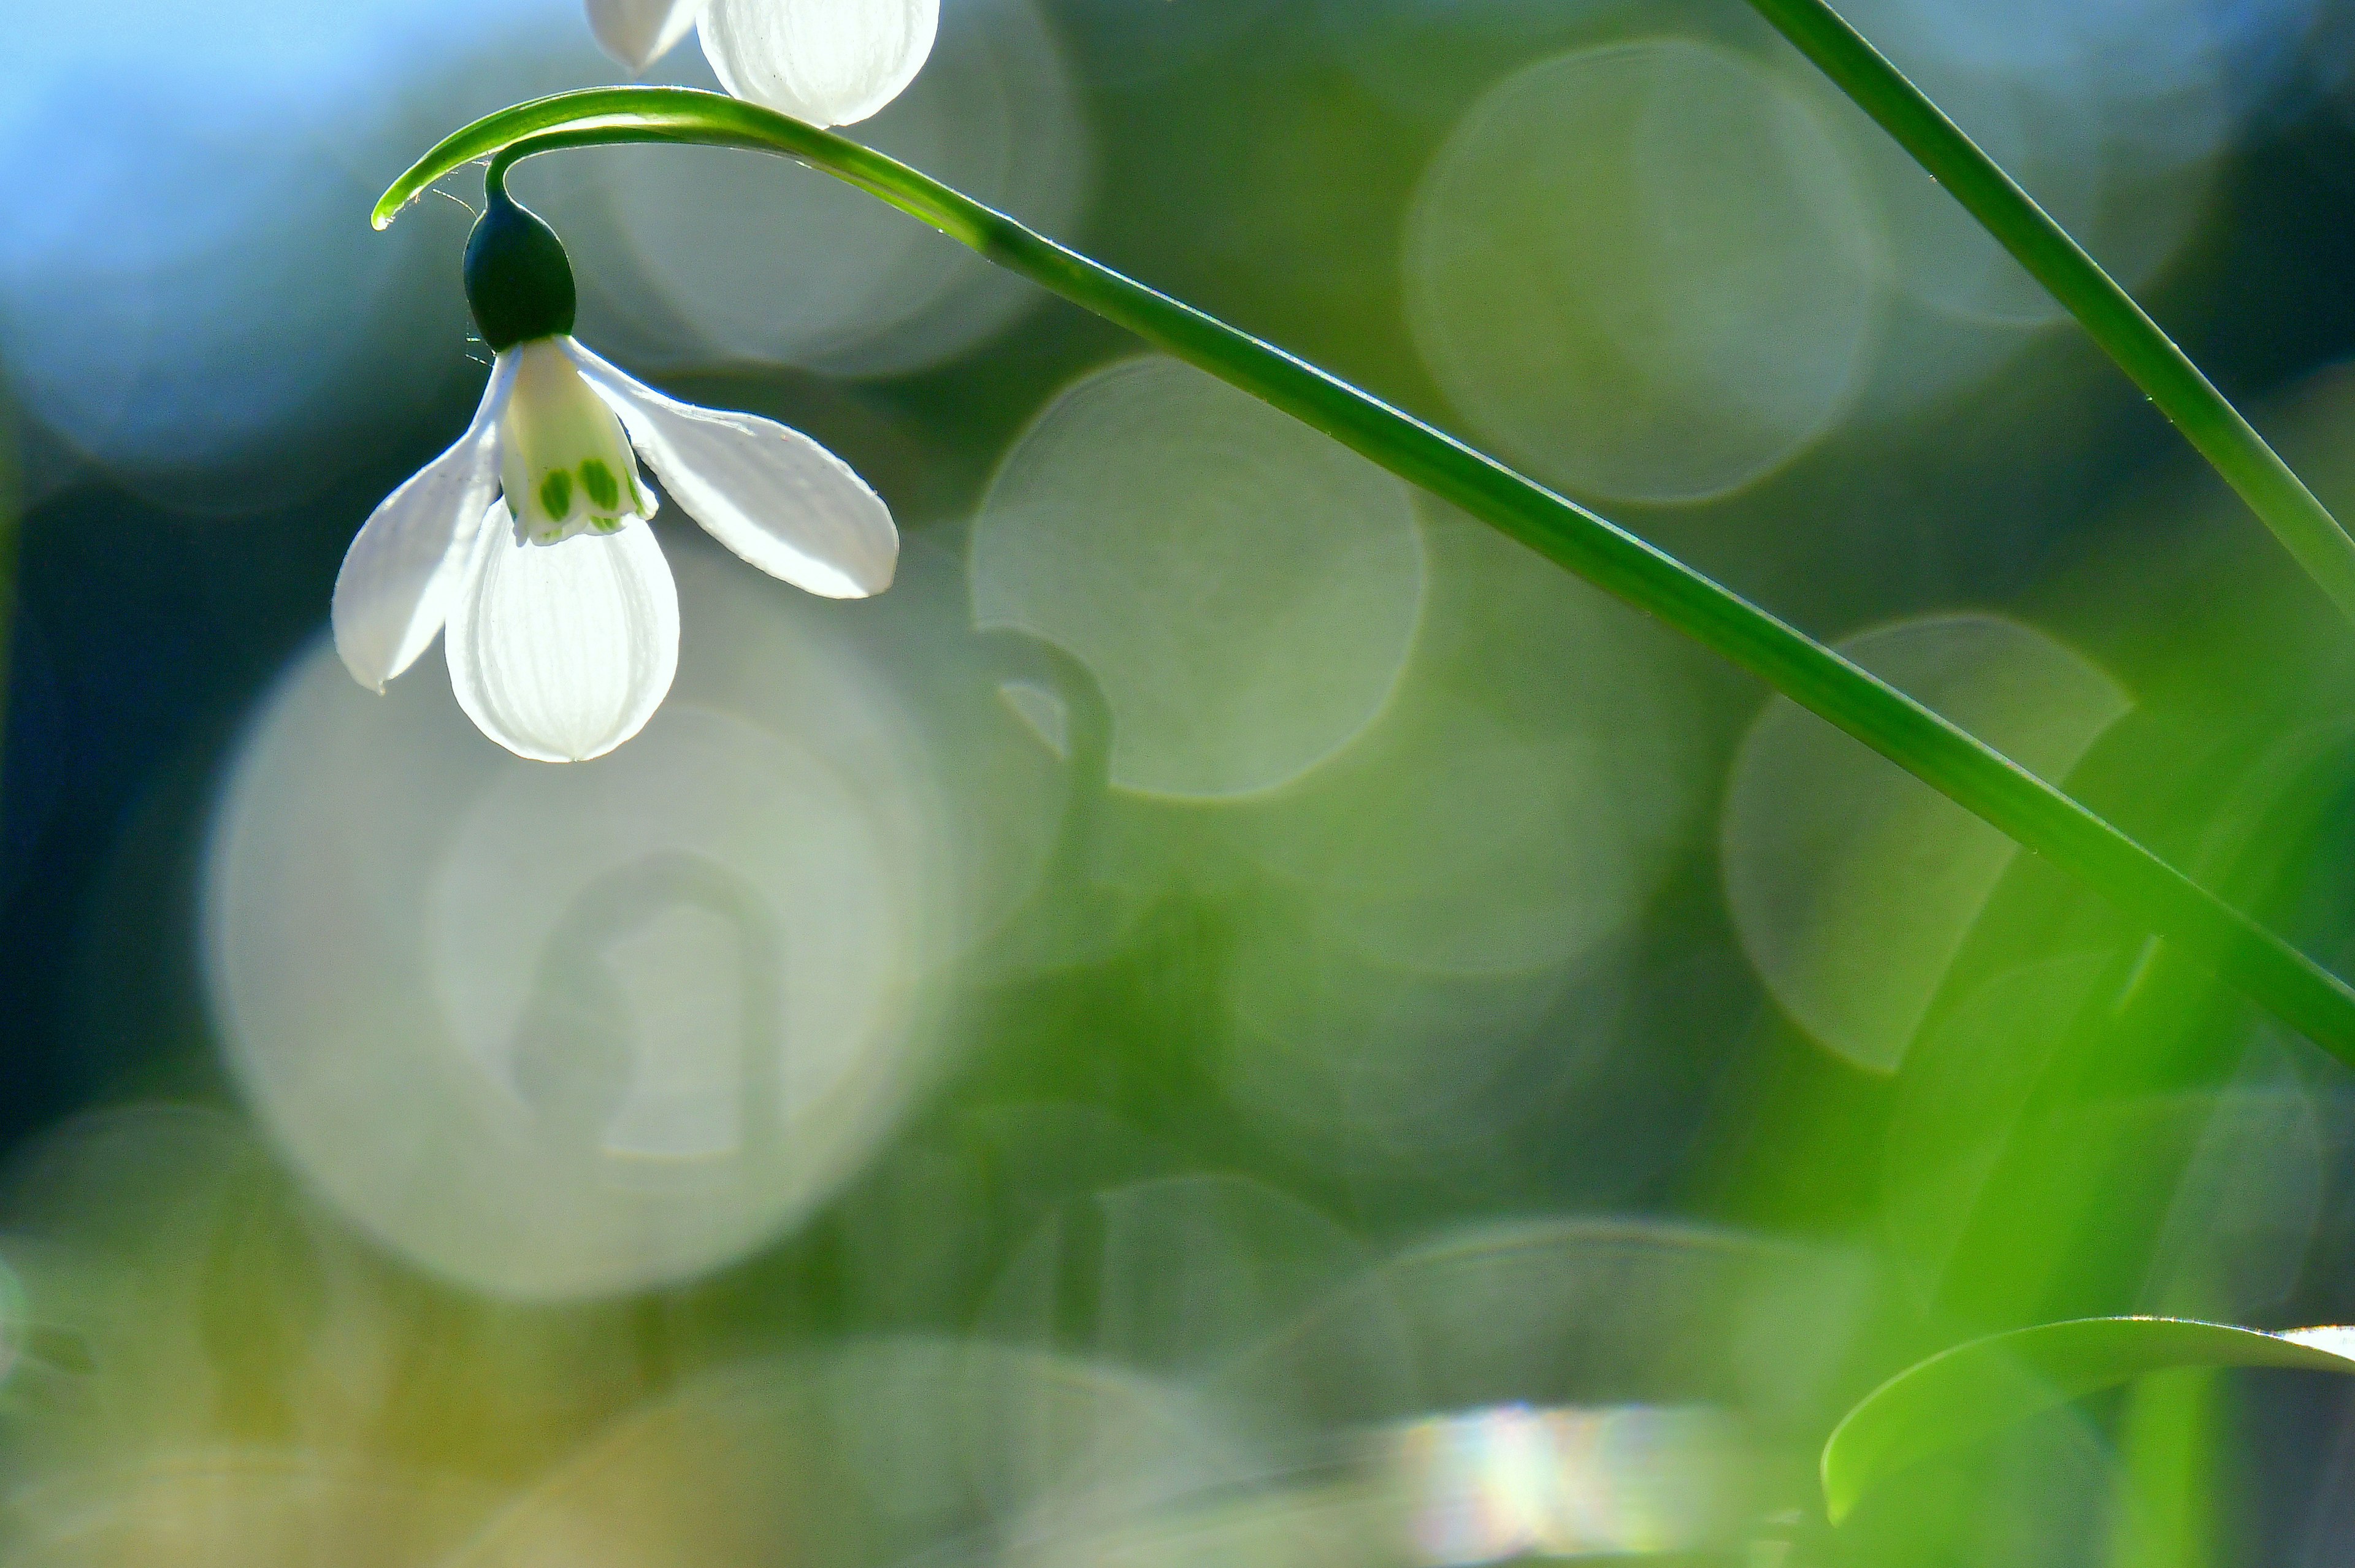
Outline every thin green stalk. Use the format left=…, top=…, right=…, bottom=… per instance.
left=378, top=88, right=2355, bottom=1057
left=1743, top=0, right=2355, bottom=624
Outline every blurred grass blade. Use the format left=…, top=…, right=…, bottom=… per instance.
left=378, top=89, right=2355, bottom=1060
left=1742, top=0, right=2355, bottom=627
left=1823, top=1317, right=2355, bottom=1524
left=2108, top=1370, right=2218, bottom=1568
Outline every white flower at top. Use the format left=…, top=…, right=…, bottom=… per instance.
left=585, top=0, right=938, bottom=128
left=332, top=183, right=897, bottom=763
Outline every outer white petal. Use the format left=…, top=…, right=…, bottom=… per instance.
left=445, top=503, right=681, bottom=763
left=586, top=0, right=708, bottom=69
left=332, top=356, right=516, bottom=692
left=564, top=339, right=897, bottom=599
left=697, top=0, right=938, bottom=126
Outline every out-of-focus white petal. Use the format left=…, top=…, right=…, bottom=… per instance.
left=332, top=356, right=516, bottom=692
left=586, top=0, right=708, bottom=69
left=697, top=0, right=938, bottom=126
left=564, top=338, right=898, bottom=599
left=445, top=503, right=681, bottom=763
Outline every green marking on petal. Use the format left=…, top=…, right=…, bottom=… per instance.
left=539, top=468, right=574, bottom=520
left=580, top=457, right=621, bottom=513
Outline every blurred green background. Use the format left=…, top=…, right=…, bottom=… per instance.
left=12, top=0, right=2355, bottom=1561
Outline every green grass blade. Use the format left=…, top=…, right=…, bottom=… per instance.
left=375, top=88, right=2355, bottom=1060
left=1822, top=1317, right=2355, bottom=1524
left=1742, top=0, right=2355, bottom=625
left=2107, top=1370, right=2218, bottom=1568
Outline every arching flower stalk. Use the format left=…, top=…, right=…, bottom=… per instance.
left=585, top=0, right=936, bottom=126
left=332, top=178, right=896, bottom=762
left=368, top=88, right=2355, bottom=1055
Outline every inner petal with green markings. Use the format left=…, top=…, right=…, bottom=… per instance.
left=497, top=336, right=656, bottom=545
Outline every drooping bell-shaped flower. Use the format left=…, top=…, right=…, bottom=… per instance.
left=332, top=185, right=897, bottom=763
left=585, top=0, right=938, bottom=128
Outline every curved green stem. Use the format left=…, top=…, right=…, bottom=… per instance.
left=1743, top=0, right=2355, bottom=624
left=378, top=87, right=2355, bottom=1057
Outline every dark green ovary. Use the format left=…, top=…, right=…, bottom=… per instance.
left=580, top=458, right=621, bottom=513
left=539, top=468, right=574, bottom=520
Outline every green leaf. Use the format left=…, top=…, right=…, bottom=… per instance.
left=2108, top=1369, right=2220, bottom=1568
left=1744, top=0, right=2355, bottom=628
left=370, top=88, right=2355, bottom=1061
left=1823, top=1317, right=2355, bottom=1524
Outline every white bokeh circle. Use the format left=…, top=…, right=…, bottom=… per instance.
left=1404, top=40, right=1883, bottom=503
left=201, top=536, right=1041, bottom=1299
left=972, top=356, right=1425, bottom=800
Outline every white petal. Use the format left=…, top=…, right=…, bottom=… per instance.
left=697, top=0, right=938, bottom=126
left=586, top=0, right=708, bottom=69
left=445, top=505, right=681, bottom=763
left=564, top=339, right=897, bottom=599
left=332, top=356, right=516, bottom=692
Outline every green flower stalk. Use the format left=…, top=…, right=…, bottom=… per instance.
left=376, top=87, right=2355, bottom=1058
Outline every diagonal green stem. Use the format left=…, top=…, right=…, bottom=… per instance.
left=378, top=88, right=2355, bottom=1057
left=1742, top=0, right=2355, bottom=625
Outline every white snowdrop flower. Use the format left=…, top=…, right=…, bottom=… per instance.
left=332, top=184, right=897, bottom=763
left=585, top=0, right=938, bottom=128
